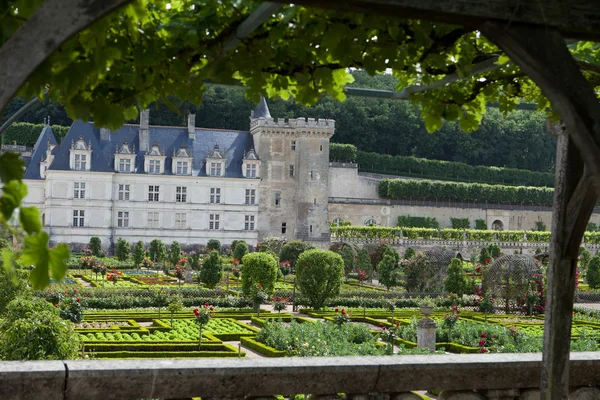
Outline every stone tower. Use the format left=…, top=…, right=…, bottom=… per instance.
left=250, top=96, right=335, bottom=241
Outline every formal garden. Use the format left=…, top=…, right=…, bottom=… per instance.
left=2, top=234, right=600, bottom=364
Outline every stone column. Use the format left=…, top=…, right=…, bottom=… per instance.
left=417, top=317, right=436, bottom=351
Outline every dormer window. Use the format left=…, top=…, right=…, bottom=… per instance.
left=176, top=161, right=189, bottom=175
left=144, top=142, right=166, bottom=175
left=119, top=158, right=131, bottom=172
left=149, top=160, right=161, bottom=174
left=173, top=145, right=193, bottom=176
left=210, top=162, right=222, bottom=176
left=205, top=144, right=226, bottom=177
left=242, top=148, right=261, bottom=178
left=69, top=136, right=92, bottom=171
left=246, top=164, right=256, bottom=178
left=114, top=141, right=136, bottom=173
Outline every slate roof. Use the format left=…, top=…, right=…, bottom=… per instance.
left=23, top=125, right=58, bottom=180
left=29, top=120, right=256, bottom=178
left=252, top=95, right=271, bottom=119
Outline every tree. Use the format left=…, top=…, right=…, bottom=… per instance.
left=132, top=241, right=146, bottom=268
left=369, top=243, right=391, bottom=271
left=200, top=251, right=223, bottom=289
left=241, top=252, right=279, bottom=299
left=580, top=246, right=592, bottom=270
left=206, top=239, right=221, bottom=253
left=149, top=239, right=167, bottom=263
left=169, top=241, right=182, bottom=267
left=258, top=237, right=287, bottom=257
left=586, top=256, right=600, bottom=290
left=404, top=247, right=416, bottom=260
left=377, top=254, right=402, bottom=290
left=296, top=249, right=344, bottom=310
left=479, top=248, right=491, bottom=264
left=89, top=237, right=102, bottom=257
left=279, top=240, right=315, bottom=270
left=444, top=258, right=468, bottom=296
left=233, top=241, right=249, bottom=263
left=115, top=238, right=130, bottom=262
left=356, top=248, right=372, bottom=280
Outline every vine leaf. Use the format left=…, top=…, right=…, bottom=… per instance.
left=19, top=206, right=42, bottom=234
left=0, top=152, right=24, bottom=183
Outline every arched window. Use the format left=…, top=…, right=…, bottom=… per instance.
left=364, top=217, right=377, bottom=226
left=492, top=220, right=504, bottom=231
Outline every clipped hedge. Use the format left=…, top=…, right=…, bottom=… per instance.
left=397, top=215, right=439, bottom=228
left=2, top=122, right=70, bottom=146
left=357, top=150, right=554, bottom=187
left=379, top=178, right=554, bottom=206
left=240, top=337, right=286, bottom=357
left=330, top=143, right=358, bottom=163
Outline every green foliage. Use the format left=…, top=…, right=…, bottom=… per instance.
left=402, top=255, right=441, bottom=293
left=0, top=250, right=29, bottom=314
left=169, top=241, right=181, bottom=266
left=377, top=254, right=402, bottom=290
left=398, top=215, right=439, bottom=228
left=580, top=246, right=592, bottom=269
left=475, top=219, right=487, bottom=230
left=478, top=292, right=495, bottom=314
left=149, top=239, right=167, bottom=263
left=115, top=238, right=130, bottom=262
left=241, top=252, right=279, bottom=298
left=358, top=150, right=554, bottom=187
left=258, top=237, right=287, bottom=257
left=279, top=240, right=314, bottom=269
left=329, top=143, right=357, bottom=163
left=479, top=248, right=491, bottom=264
left=296, top=249, right=345, bottom=310
left=451, top=218, right=470, bottom=229
left=587, top=222, right=599, bottom=232
left=232, top=241, right=249, bottom=263
left=1, top=123, right=69, bottom=147
left=586, top=256, right=600, bottom=290
left=200, top=251, right=223, bottom=289
left=328, top=243, right=357, bottom=275
left=58, top=296, right=84, bottom=323
left=207, top=239, right=221, bottom=252
left=379, top=178, right=554, bottom=206
left=0, top=297, right=79, bottom=360
left=404, top=247, right=416, bottom=260
left=132, top=241, right=145, bottom=268
left=444, top=258, right=468, bottom=296
left=535, top=221, right=547, bottom=231
left=89, top=237, right=102, bottom=257
left=356, top=248, right=372, bottom=278
left=487, top=244, right=502, bottom=259
left=369, top=243, right=391, bottom=270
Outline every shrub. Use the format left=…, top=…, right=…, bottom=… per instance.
left=377, top=254, right=402, bottom=290
left=404, top=247, right=416, bottom=260
left=169, top=241, right=182, bottom=266
left=132, top=241, right=145, bottom=268
left=0, top=297, right=79, bottom=360
left=535, top=221, right=547, bottom=231
left=356, top=248, right=372, bottom=279
left=450, top=218, right=470, bottom=229
left=241, top=252, right=279, bottom=298
left=587, top=256, right=600, bottom=290
left=475, top=219, right=487, bottom=230
left=402, top=255, right=441, bottom=293
left=329, top=243, right=357, bottom=275
left=200, top=251, right=223, bottom=289
left=329, top=143, right=358, bottom=163
left=149, top=239, right=167, bottom=263
left=444, top=258, right=468, bottom=296
left=580, top=246, right=592, bottom=269
left=207, top=239, right=221, bottom=252
left=0, top=255, right=29, bottom=314
left=479, top=248, right=491, bottom=264
left=258, top=237, right=286, bottom=256
left=115, top=238, right=130, bottom=262
left=233, top=241, right=249, bottom=263
left=296, top=249, right=344, bottom=310
left=369, top=243, right=391, bottom=271
left=487, top=244, right=502, bottom=259
left=279, top=240, right=314, bottom=270
left=89, top=237, right=102, bottom=257
left=398, top=215, right=438, bottom=228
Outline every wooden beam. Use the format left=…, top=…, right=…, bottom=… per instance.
left=0, top=0, right=133, bottom=113
left=480, top=23, right=600, bottom=399
left=286, top=0, right=600, bottom=41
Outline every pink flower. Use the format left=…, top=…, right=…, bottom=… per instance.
left=480, top=333, right=487, bottom=338
left=479, top=339, right=486, bottom=346
left=76, top=298, right=81, bottom=303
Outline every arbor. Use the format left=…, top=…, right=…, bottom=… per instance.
left=115, top=238, right=130, bottom=262
left=296, top=249, right=344, bottom=310
left=279, top=240, right=315, bottom=270
left=200, top=251, right=223, bottom=289
left=241, top=252, right=279, bottom=299
left=169, top=241, right=182, bottom=267
left=444, top=258, right=468, bottom=296
left=132, top=241, right=146, bottom=268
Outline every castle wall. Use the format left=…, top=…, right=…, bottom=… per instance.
left=328, top=164, right=380, bottom=199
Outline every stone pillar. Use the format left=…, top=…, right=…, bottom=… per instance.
left=417, top=317, right=436, bottom=351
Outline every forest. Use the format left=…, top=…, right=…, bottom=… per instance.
left=0, top=71, right=556, bottom=173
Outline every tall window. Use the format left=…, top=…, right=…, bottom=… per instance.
left=74, top=182, right=85, bottom=199
left=209, top=214, right=220, bottom=230
left=245, top=215, right=255, bottom=231
left=275, top=192, right=281, bottom=206
left=176, top=186, right=187, bottom=202
left=149, top=160, right=161, bottom=174
left=119, top=158, right=131, bottom=172
left=148, top=185, right=160, bottom=201
left=291, top=140, right=296, bottom=151
left=74, top=154, right=87, bottom=170
left=148, top=212, right=159, bottom=228
left=246, top=163, right=256, bottom=178
left=210, top=162, right=222, bottom=176
left=245, top=189, right=256, bottom=205
left=289, top=165, right=295, bottom=178
left=175, top=213, right=186, bottom=229
left=281, top=222, right=287, bottom=234
left=176, top=161, right=188, bottom=175
left=72, top=210, right=85, bottom=227
left=118, top=184, right=130, bottom=201
left=117, top=211, right=129, bottom=228
left=210, top=188, right=221, bottom=204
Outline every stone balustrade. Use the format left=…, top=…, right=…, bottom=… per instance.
left=4, top=353, right=600, bottom=400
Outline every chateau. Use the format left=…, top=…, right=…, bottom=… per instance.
left=21, top=98, right=600, bottom=249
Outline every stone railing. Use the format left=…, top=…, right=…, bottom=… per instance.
left=4, top=353, right=600, bottom=400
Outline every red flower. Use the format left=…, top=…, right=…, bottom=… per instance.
left=480, top=333, right=487, bottom=338
left=205, top=302, right=209, bottom=307
left=480, top=347, right=486, bottom=353
left=341, top=309, right=346, bottom=315
left=193, top=308, right=199, bottom=316
left=76, top=298, right=81, bottom=303
left=479, top=339, right=486, bottom=346
left=379, top=323, right=384, bottom=328
left=210, top=306, right=214, bottom=311
left=476, top=266, right=481, bottom=273
left=334, top=308, right=339, bottom=312
left=73, top=289, right=78, bottom=294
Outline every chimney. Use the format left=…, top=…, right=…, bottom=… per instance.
left=139, top=109, right=150, bottom=152
left=100, top=128, right=111, bottom=141
left=188, top=113, right=196, bottom=140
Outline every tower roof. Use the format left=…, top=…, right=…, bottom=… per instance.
left=252, top=95, right=271, bottom=119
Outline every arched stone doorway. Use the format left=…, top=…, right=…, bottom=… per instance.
left=492, top=219, right=504, bottom=231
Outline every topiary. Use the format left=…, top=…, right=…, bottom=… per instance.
left=479, top=248, right=491, bottom=264
left=200, top=251, right=223, bottom=289
left=377, top=254, right=403, bottom=290
left=586, top=256, right=600, bottom=289
left=280, top=240, right=314, bottom=270
left=132, top=241, right=145, bottom=268
left=207, top=239, right=221, bottom=252
left=444, top=258, right=468, bottom=296
left=149, top=239, right=167, bottom=263
left=169, top=241, right=182, bottom=266
left=115, top=238, right=130, bottom=262
left=404, top=247, right=416, bottom=259
left=241, top=252, right=279, bottom=299
left=296, top=249, right=344, bottom=310
left=89, top=237, right=102, bottom=257
left=233, top=241, right=249, bottom=263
